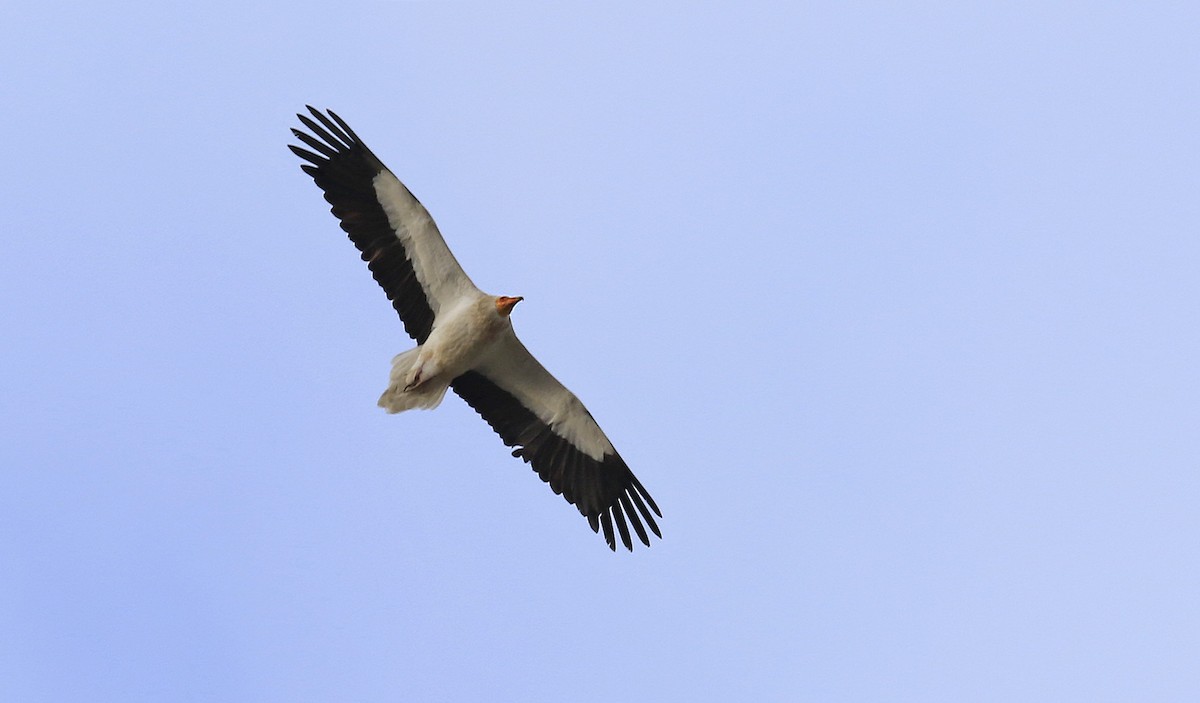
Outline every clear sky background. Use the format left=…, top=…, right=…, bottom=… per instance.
left=3, top=3, right=1198, bottom=701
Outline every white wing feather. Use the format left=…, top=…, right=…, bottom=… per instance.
left=371, top=171, right=481, bottom=314
left=472, top=330, right=617, bottom=462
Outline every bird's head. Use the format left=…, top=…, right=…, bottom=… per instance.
left=495, top=295, right=524, bottom=317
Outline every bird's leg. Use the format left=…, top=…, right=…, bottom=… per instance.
left=404, top=357, right=440, bottom=392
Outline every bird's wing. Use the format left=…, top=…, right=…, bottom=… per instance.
left=289, top=106, right=479, bottom=343
left=451, top=331, right=662, bottom=551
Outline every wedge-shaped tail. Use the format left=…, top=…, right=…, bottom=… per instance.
left=378, top=347, right=449, bottom=412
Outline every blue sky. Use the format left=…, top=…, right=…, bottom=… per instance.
left=3, top=3, right=1199, bottom=701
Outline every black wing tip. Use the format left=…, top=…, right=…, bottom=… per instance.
left=303, top=104, right=332, bottom=123
left=620, top=494, right=651, bottom=547
left=448, top=372, right=663, bottom=553
left=303, top=104, right=337, bottom=117
left=600, top=512, right=617, bottom=551
left=292, top=108, right=352, bottom=152
left=584, top=486, right=663, bottom=552
left=628, top=473, right=663, bottom=518
left=568, top=464, right=666, bottom=552
left=288, top=144, right=323, bottom=165
left=611, top=505, right=632, bottom=551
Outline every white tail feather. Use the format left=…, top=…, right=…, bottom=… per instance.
left=377, top=347, right=449, bottom=413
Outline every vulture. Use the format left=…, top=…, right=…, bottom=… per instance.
left=288, top=107, right=661, bottom=551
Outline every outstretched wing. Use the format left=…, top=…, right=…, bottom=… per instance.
left=289, top=106, right=479, bottom=343
left=451, top=331, right=662, bottom=551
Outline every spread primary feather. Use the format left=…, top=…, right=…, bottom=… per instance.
left=289, top=107, right=662, bottom=551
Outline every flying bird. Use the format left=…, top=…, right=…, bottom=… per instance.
left=288, top=107, right=661, bottom=551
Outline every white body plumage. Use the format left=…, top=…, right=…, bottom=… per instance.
left=379, top=293, right=513, bottom=412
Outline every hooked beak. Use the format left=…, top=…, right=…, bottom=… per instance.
left=496, top=296, right=524, bottom=316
